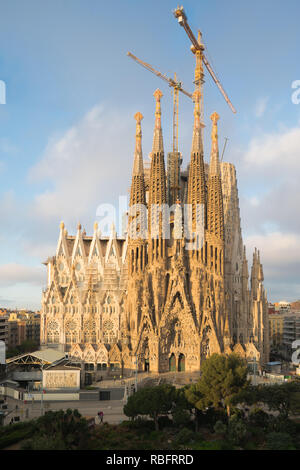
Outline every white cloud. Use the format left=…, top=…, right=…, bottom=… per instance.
left=29, top=105, right=134, bottom=228
left=243, top=124, right=300, bottom=171
left=0, top=263, right=45, bottom=287
left=244, top=232, right=300, bottom=301
left=254, top=97, right=268, bottom=118
left=237, top=123, right=300, bottom=301
left=245, top=232, right=300, bottom=268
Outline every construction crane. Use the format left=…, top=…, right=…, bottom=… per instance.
left=127, top=51, right=193, bottom=155
left=173, top=6, right=237, bottom=115
left=221, top=137, right=229, bottom=162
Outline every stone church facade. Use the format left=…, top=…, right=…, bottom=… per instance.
left=40, top=89, right=269, bottom=373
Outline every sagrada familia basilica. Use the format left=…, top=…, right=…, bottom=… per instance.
left=40, top=83, right=269, bottom=374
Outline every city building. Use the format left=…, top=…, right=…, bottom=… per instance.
left=7, top=319, right=19, bottom=350
left=283, top=314, right=300, bottom=360
left=274, top=301, right=291, bottom=314
left=269, top=313, right=285, bottom=347
left=0, top=310, right=41, bottom=350
left=40, top=83, right=269, bottom=373
left=0, top=316, right=8, bottom=346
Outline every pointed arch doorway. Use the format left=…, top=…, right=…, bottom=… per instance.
left=178, top=353, right=185, bottom=372
left=169, top=353, right=176, bottom=372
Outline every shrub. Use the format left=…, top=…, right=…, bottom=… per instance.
left=192, top=440, right=232, bottom=450
left=172, top=409, right=191, bottom=428
left=157, top=415, right=173, bottom=429
left=227, top=415, right=247, bottom=445
left=266, top=432, right=296, bottom=450
left=198, top=407, right=228, bottom=430
left=174, top=427, right=195, bottom=445
left=270, top=417, right=298, bottom=436
left=0, top=421, right=36, bottom=449
left=248, top=408, right=270, bottom=430
left=21, top=436, right=67, bottom=450
left=213, top=420, right=227, bottom=437
left=122, top=417, right=155, bottom=431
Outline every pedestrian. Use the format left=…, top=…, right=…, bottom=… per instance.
left=98, top=411, right=103, bottom=423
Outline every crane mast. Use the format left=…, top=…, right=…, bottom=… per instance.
left=127, top=52, right=193, bottom=154
left=173, top=6, right=237, bottom=115
left=127, top=51, right=193, bottom=204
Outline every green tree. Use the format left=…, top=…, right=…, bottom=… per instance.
left=213, top=420, right=227, bottom=438
left=25, top=409, right=90, bottom=450
left=6, top=339, right=39, bottom=358
left=124, top=384, right=176, bottom=431
left=171, top=386, right=192, bottom=428
left=188, top=353, right=249, bottom=417
left=184, top=383, right=204, bottom=431
left=266, top=432, right=296, bottom=450
left=227, top=415, right=247, bottom=445
left=254, top=381, right=300, bottom=419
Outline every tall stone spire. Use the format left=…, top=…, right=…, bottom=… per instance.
left=191, top=90, right=203, bottom=154
left=148, top=89, right=167, bottom=209
left=207, top=112, right=224, bottom=240
left=148, top=89, right=167, bottom=261
left=130, top=112, right=146, bottom=207
left=152, top=89, right=164, bottom=154
left=209, top=112, right=221, bottom=176
left=187, top=90, right=206, bottom=234
left=128, top=112, right=147, bottom=274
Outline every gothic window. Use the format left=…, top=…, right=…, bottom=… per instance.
left=103, top=320, right=114, bottom=331
left=65, top=320, right=77, bottom=332
left=76, top=247, right=82, bottom=257
left=48, top=320, right=59, bottom=332
left=84, top=319, right=96, bottom=343
left=65, top=333, right=72, bottom=344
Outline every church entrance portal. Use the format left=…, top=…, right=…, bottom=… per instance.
left=178, top=353, right=185, bottom=372
left=169, top=353, right=176, bottom=372
left=144, top=359, right=150, bottom=372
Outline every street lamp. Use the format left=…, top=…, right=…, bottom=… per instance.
left=40, top=362, right=45, bottom=416
left=248, top=356, right=257, bottom=385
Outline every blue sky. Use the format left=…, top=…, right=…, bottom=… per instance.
left=0, top=0, right=300, bottom=309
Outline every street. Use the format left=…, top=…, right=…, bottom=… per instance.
left=1, top=396, right=126, bottom=426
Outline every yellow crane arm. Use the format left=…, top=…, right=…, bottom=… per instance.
left=173, top=6, right=237, bottom=114
left=127, top=51, right=193, bottom=99
left=202, top=55, right=237, bottom=114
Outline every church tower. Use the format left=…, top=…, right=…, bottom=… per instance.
left=147, top=89, right=168, bottom=327
left=127, top=112, right=149, bottom=351
left=204, top=112, right=226, bottom=352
